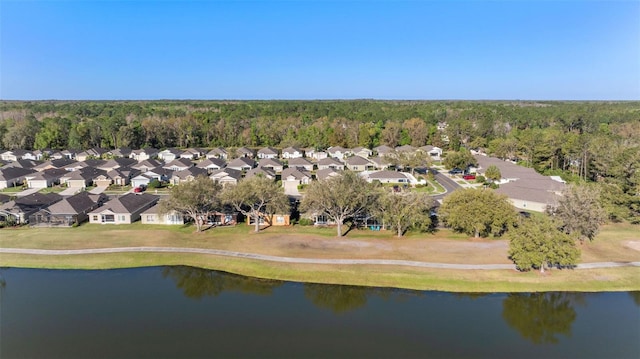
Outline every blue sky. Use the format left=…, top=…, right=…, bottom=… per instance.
left=1, top=1, right=639, bottom=100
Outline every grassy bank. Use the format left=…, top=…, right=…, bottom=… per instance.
left=1, top=223, right=639, bottom=292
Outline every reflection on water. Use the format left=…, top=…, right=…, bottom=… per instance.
left=162, top=266, right=283, bottom=298
left=1, top=267, right=638, bottom=359
left=502, top=292, right=578, bottom=344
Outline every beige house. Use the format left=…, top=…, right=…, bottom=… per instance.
left=89, top=193, right=159, bottom=224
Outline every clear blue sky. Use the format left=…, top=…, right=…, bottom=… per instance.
left=1, top=0, right=639, bottom=100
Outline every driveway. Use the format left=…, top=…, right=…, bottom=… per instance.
left=15, top=187, right=41, bottom=197
left=59, top=187, right=81, bottom=196
left=89, top=186, right=108, bottom=194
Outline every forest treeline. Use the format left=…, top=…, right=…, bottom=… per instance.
left=1, top=100, right=638, bottom=222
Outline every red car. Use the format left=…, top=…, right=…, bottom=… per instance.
left=462, top=174, right=476, bottom=180
left=133, top=185, right=146, bottom=193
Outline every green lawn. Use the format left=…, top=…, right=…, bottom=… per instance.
left=1, top=222, right=638, bottom=292
left=0, top=186, right=24, bottom=193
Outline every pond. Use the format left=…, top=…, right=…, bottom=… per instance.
left=1, top=267, right=638, bottom=358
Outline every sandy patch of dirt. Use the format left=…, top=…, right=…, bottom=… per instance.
left=624, top=241, right=640, bottom=252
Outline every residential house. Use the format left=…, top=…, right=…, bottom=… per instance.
left=420, top=145, right=443, bottom=161
left=29, top=192, right=107, bottom=227
left=0, top=194, right=10, bottom=204
left=76, top=148, right=107, bottom=161
left=0, top=167, right=36, bottom=189
left=141, top=204, right=185, bottom=225
left=281, top=167, right=312, bottom=185
left=257, top=147, right=279, bottom=159
left=63, top=167, right=107, bottom=189
left=170, top=167, right=208, bottom=185
left=245, top=167, right=276, bottom=180
left=20, top=150, right=39, bottom=161
left=351, top=147, right=373, bottom=158
left=236, top=147, right=255, bottom=158
left=396, top=145, right=417, bottom=154
left=60, top=149, right=77, bottom=160
left=163, top=158, right=193, bottom=172
left=158, top=148, right=182, bottom=162
left=366, top=170, right=409, bottom=184
left=0, top=149, right=29, bottom=162
left=130, top=167, right=172, bottom=188
left=131, top=159, right=163, bottom=172
left=373, top=145, right=394, bottom=157
left=258, top=158, right=284, bottom=173
left=317, top=157, right=344, bottom=171
left=130, top=148, right=158, bottom=162
left=109, top=147, right=132, bottom=158
left=287, top=157, right=314, bottom=171
left=327, top=146, right=350, bottom=159
left=315, top=168, right=341, bottom=181
left=96, top=158, right=137, bottom=172
left=25, top=168, right=67, bottom=188
left=369, top=157, right=391, bottom=170
left=107, top=168, right=139, bottom=186
left=247, top=213, right=290, bottom=227
left=3, top=159, right=40, bottom=170
left=210, top=168, right=242, bottom=186
left=0, top=193, right=62, bottom=224
left=180, top=148, right=203, bottom=160
left=88, top=193, right=159, bottom=224
left=281, top=147, right=304, bottom=159
left=310, top=151, right=328, bottom=161
left=196, top=158, right=226, bottom=173
left=206, top=211, right=238, bottom=226
left=227, top=157, right=257, bottom=171
left=206, top=147, right=228, bottom=160
left=344, top=156, right=374, bottom=172
left=33, top=158, right=76, bottom=172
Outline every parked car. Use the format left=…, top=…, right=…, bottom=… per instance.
left=462, top=174, right=476, bottom=180
left=448, top=168, right=463, bottom=175
left=133, top=185, right=146, bottom=193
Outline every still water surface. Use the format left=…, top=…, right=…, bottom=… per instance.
left=1, top=267, right=638, bottom=358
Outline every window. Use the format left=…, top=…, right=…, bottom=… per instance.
left=276, top=216, right=284, bottom=224
left=92, top=215, right=98, bottom=221
left=103, top=215, right=115, bottom=223
left=146, top=215, right=154, bottom=222
left=119, top=215, right=126, bottom=221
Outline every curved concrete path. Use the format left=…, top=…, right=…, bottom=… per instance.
left=2, top=247, right=639, bottom=270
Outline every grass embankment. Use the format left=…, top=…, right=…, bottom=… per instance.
left=1, top=223, right=638, bottom=292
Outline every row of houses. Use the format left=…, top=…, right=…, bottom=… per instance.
left=0, top=145, right=428, bottom=191
left=0, top=144, right=443, bottom=165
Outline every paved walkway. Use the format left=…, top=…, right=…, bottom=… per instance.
left=59, top=187, right=81, bottom=196
left=14, top=188, right=41, bottom=197
left=89, top=186, right=108, bottom=194
left=2, top=247, right=638, bottom=270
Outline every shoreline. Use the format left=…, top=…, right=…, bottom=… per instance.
left=3, top=246, right=639, bottom=293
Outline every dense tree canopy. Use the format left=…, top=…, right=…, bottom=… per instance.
left=484, top=165, right=502, bottom=182
left=376, top=191, right=433, bottom=237
left=548, top=184, right=605, bottom=241
left=443, top=150, right=477, bottom=170
left=508, top=215, right=580, bottom=272
left=159, top=175, right=223, bottom=232
left=439, top=188, right=517, bottom=238
left=222, top=176, right=290, bottom=233
left=301, top=171, right=378, bottom=237
left=1, top=100, right=638, bottom=223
